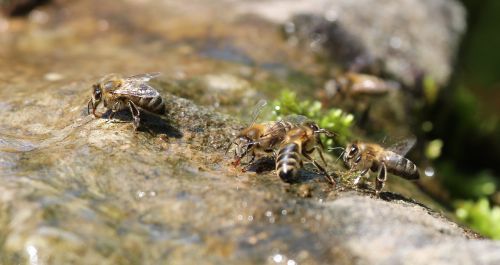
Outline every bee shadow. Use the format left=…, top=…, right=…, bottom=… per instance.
left=378, top=191, right=431, bottom=210
left=244, top=157, right=327, bottom=184
left=102, top=110, right=182, bottom=138
left=244, top=157, right=275, bottom=173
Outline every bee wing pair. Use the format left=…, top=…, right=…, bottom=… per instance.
left=112, top=72, right=161, bottom=98
left=386, top=137, right=416, bottom=156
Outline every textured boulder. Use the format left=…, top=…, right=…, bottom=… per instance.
left=238, top=0, right=467, bottom=87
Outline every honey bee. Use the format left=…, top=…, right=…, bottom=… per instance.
left=87, top=72, right=165, bottom=130
left=324, top=72, right=400, bottom=99
left=343, top=138, right=420, bottom=194
left=276, top=122, right=335, bottom=184
left=228, top=114, right=310, bottom=167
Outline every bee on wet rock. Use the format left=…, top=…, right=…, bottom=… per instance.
left=343, top=138, right=420, bottom=195
left=276, top=121, right=336, bottom=184
left=228, top=115, right=309, bottom=167
left=325, top=72, right=400, bottom=99
left=87, top=72, right=165, bottom=130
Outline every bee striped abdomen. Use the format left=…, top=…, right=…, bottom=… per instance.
left=276, top=143, right=301, bottom=182
left=137, top=96, right=165, bottom=115
left=385, top=154, right=419, bottom=180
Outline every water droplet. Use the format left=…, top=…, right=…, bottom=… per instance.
left=287, top=260, right=297, bottom=265
left=273, top=254, right=284, bottom=263
left=281, top=209, right=287, bottom=216
left=265, top=211, right=273, bottom=217
left=136, top=191, right=146, bottom=199
left=424, top=167, right=435, bottom=177
left=26, top=245, right=39, bottom=265
left=247, top=215, right=254, bottom=222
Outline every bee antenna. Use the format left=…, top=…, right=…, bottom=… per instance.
left=328, top=147, right=345, bottom=151
left=315, top=128, right=336, bottom=137
left=336, top=150, right=345, bottom=162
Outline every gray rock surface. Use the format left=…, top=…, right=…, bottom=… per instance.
left=0, top=0, right=497, bottom=264
left=239, top=0, right=467, bottom=86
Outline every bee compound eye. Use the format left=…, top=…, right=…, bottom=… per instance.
left=348, top=146, right=357, bottom=157
left=310, top=123, right=319, bottom=131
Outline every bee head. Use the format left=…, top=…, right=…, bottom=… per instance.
left=343, top=143, right=360, bottom=167
left=305, top=122, right=336, bottom=138
left=307, top=122, right=320, bottom=132
left=88, top=83, right=103, bottom=116
left=233, top=136, right=254, bottom=159
left=92, top=84, right=102, bottom=101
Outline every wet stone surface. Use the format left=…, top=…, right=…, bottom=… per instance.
left=240, top=0, right=466, bottom=87
left=0, top=0, right=499, bottom=264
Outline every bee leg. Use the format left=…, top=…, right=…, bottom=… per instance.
left=303, top=152, right=335, bottom=185
left=88, top=98, right=102, bottom=118
left=314, top=146, right=336, bottom=185
left=106, top=101, right=121, bottom=122
left=87, top=99, right=93, bottom=115
left=315, top=146, right=329, bottom=168
left=128, top=101, right=141, bottom=130
left=108, top=110, right=116, bottom=120
left=353, top=169, right=369, bottom=185
left=231, top=157, right=242, bottom=167
left=242, top=151, right=257, bottom=172
left=375, top=163, right=388, bottom=195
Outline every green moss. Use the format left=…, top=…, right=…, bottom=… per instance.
left=456, top=198, right=500, bottom=240
left=271, top=90, right=354, bottom=146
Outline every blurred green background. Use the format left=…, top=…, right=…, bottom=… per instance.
left=429, top=0, right=500, bottom=238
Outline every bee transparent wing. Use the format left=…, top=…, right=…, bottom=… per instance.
left=260, top=121, right=286, bottom=139
left=113, top=82, right=160, bottom=98
left=124, top=72, right=161, bottom=83
left=387, top=137, right=417, bottom=156
left=249, top=99, right=268, bottom=126
left=260, top=115, right=309, bottom=139
left=281, top=114, right=310, bottom=124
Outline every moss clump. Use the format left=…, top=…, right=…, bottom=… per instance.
left=456, top=198, right=500, bottom=240
left=271, top=90, right=354, bottom=146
